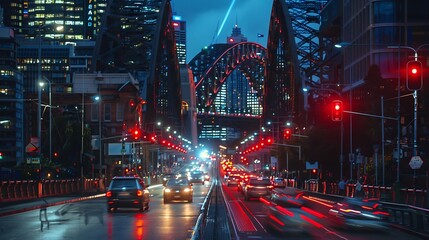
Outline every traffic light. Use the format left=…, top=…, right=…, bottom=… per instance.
left=129, top=99, right=136, bottom=112
left=283, top=128, right=291, bottom=140
left=406, top=60, right=423, bottom=90
left=132, top=128, right=141, bottom=141
left=331, top=100, right=343, bottom=121
left=0, top=152, right=2, bottom=160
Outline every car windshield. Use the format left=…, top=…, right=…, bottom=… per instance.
left=249, top=179, right=271, bottom=186
left=110, top=179, right=137, bottom=189
left=166, top=179, right=190, bottom=186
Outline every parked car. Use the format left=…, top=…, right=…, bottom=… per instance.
left=106, top=175, right=150, bottom=212
left=163, top=178, right=193, bottom=203
left=328, top=197, right=390, bottom=230
left=243, top=178, right=273, bottom=200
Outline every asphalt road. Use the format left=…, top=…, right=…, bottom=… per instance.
left=0, top=182, right=211, bottom=240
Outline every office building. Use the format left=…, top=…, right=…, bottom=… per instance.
left=0, top=27, right=25, bottom=167
left=173, top=15, right=187, bottom=65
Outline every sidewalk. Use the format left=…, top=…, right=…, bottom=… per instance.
left=0, top=193, right=105, bottom=217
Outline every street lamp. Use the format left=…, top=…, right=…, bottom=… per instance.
left=37, top=26, right=43, bottom=164
left=335, top=42, right=356, bottom=180
left=39, top=78, right=52, bottom=164
left=94, top=95, right=102, bottom=179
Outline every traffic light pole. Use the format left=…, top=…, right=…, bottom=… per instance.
left=344, top=106, right=397, bottom=185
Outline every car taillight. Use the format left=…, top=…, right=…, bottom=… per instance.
left=106, top=191, right=112, bottom=197
left=247, top=184, right=254, bottom=188
left=137, top=190, right=143, bottom=197
left=268, top=185, right=274, bottom=189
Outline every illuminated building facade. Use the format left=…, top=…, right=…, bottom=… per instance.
left=173, top=15, right=187, bottom=65
left=0, top=27, right=25, bottom=167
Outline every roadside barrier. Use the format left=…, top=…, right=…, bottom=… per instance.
left=1, top=179, right=98, bottom=202
left=298, top=180, right=427, bottom=208
left=1, top=175, right=162, bottom=203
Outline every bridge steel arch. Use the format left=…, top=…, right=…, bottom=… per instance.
left=263, top=0, right=303, bottom=124
left=193, top=42, right=267, bottom=114
left=92, top=0, right=182, bottom=131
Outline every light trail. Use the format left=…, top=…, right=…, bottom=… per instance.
left=214, top=0, right=236, bottom=43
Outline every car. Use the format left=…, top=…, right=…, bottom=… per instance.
left=203, top=172, right=210, bottom=181
left=162, top=173, right=177, bottom=185
left=163, top=178, right=193, bottom=203
left=225, top=173, right=242, bottom=186
left=238, top=175, right=258, bottom=193
left=328, top=198, right=390, bottom=230
left=243, top=178, right=273, bottom=200
left=272, top=177, right=286, bottom=188
left=263, top=189, right=318, bottom=234
left=106, top=175, right=150, bottom=212
left=188, top=171, right=205, bottom=184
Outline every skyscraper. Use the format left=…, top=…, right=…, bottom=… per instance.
left=22, top=0, right=107, bottom=41
left=0, top=27, right=25, bottom=166
left=173, top=15, right=187, bottom=65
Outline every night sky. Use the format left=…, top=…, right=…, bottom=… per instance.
left=171, top=0, right=273, bottom=63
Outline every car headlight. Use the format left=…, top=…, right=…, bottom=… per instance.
left=164, top=188, right=171, bottom=193
left=184, top=188, right=191, bottom=192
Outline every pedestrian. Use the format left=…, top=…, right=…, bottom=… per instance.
left=354, top=178, right=363, bottom=198
left=338, top=178, right=346, bottom=196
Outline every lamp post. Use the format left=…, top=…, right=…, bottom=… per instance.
left=80, top=91, right=85, bottom=190
left=39, top=78, right=52, bottom=164
left=37, top=26, right=42, bottom=165
left=334, top=43, right=355, bottom=180
left=94, top=95, right=102, bottom=179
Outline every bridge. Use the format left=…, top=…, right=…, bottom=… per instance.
left=2, top=0, right=428, bottom=239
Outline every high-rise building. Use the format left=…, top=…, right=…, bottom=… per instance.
left=93, top=0, right=182, bottom=132
left=0, top=0, right=108, bottom=92
left=0, top=0, right=22, bottom=28
left=20, top=0, right=107, bottom=42
left=173, top=15, right=186, bottom=65
left=319, top=0, right=429, bottom=183
left=226, top=24, right=247, bottom=44
left=0, top=27, right=25, bottom=167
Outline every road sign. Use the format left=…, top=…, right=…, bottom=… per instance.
left=409, top=156, right=423, bottom=170
left=26, top=157, right=40, bottom=164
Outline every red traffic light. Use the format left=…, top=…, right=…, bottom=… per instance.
left=331, top=100, right=343, bottom=121
left=406, top=60, right=423, bottom=90
left=283, top=128, right=291, bottom=140
left=132, top=128, right=141, bottom=141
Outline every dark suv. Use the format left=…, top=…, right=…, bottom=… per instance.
left=106, top=175, right=150, bottom=212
